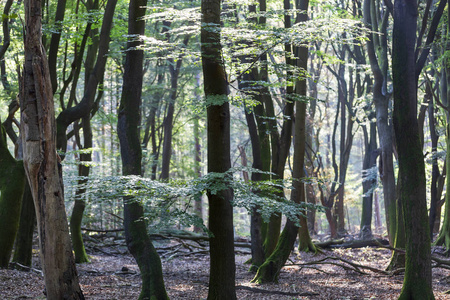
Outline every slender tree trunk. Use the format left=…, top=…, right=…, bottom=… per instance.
left=193, top=108, right=203, bottom=233
left=363, top=0, right=397, bottom=244
left=360, top=120, right=377, bottom=239
left=201, top=0, right=236, bottom=298
left=117, top=0, right=169, bottom=299
left=252, top=0, right=311, bottom=283
left=20, top=0, right=84, bottom=297
left=392, top=0, right=434, bottom=297
left=294, top=0, right=315, bottom=252
left=70, top=117, right=91, bottom=263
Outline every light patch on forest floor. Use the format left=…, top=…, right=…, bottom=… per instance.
left=0, top=240, right=449, bottom=299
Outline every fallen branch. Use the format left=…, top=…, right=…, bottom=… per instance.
left=316, top=238, right=389, bottom=249
left=82, top=227, right=124, bottom=233
left=236, top=285, right=318, bottom=296
left=10, top=262, right=43, bottom=276
left=287, top=256, right=390, bottom=275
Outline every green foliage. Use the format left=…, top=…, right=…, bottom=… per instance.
left=64, top=167, right=324, bottom=234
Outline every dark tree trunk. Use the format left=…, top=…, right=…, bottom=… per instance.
left=69, top=116, right=91, bottom=263
left=12, top=183, right=35, bottom=267
left=20, top=0, right=84, bottom=297
left=359, top=120, right=377, bottom=240
left=392, top=0, right=434, bottom=297
left=0, top=124, right=26, bottom=267
left=252, top=0, right=311, bottom=283
left=428, top=90, right=440, bottom=240
left=56, top=0, right=117, bottom=154
left=201, top=0, right=236, bottom=298
left=117, top=0, right=169, bottom=299
left=47, top=0, right=67, bottom=93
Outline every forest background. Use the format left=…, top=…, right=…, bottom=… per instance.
left=1, top=0, right=450, bottom=298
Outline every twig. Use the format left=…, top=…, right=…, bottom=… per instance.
left=9, top=262, right=43, bottom=276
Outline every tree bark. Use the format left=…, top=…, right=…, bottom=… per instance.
left=392, top=0, right=434, bottom=298
left=201, top=0, right=236, bottom=299
left=359, top=121, right=377, bottom=240
left=0, top=124, right=26, bottom=267
left=12, top=183, right=35, bottom=267
left=117, top=0, right=169, bottom=299
left=20, top=0, right=84, bottom=297
left=363, top=0, right=397, bottom=244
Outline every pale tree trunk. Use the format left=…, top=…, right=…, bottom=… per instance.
left=20, top=0, right=83, bottom=298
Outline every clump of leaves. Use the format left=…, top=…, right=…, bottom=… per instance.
left=65, top=167, right=324, bottom=234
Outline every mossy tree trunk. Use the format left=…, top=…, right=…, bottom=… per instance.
left=435, top=16, right=450, bottom=250
left=117, top=0, right=169, bottom=299
left=392, top=0, right=434, bottom=298
left=69, top=117, right=91, bottom=264
left=252, top=0, right=311, bottom=282
left=435, top=124, right=450, bottom=251
left=294, top=0, right=315, bottom=252
left=20, top=0, right=84, bottom=297
left=0, top=124, right=26, bottom=268
left=201, top=1, right=236, bottom=299
left=12, top=183, right=35, bottom=267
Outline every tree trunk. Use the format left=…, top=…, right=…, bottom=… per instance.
left=363, top=0, right=397, bottom=244
left=294, top=0, right=315, bottom=252
left=360, top=120, right=377, bottom=240
left=435, top=124, right=450, bottom=251
left=193, top=109, right=203, bottom=233
left=12, top=183, right=35, bottom=267
left=392, top=0, right=434, bottom=298
left=117, top=0, right=169, bottom=299
left=252, top=0, right=311, bottom=282
left=201, top=0, right=236, bottom=298
left=20, top=0, right=84, bottom=297
left=0, top=124, right=26, bottom=267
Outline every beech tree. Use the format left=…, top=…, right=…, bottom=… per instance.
left=117, top=0, right=169, bottom=298
left=201, top=0, right=236, bottom=298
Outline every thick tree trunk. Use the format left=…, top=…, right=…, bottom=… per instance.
left=0, top=124, right=26, bottom=267
left=20, top=0, right=84, bottom=298
left=117, top=0, right=169, bottom=299
left=392, top=0, right=434, bottom=298
left=201, top=1, right=236, bottom=298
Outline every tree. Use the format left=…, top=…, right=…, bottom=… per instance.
left=392, top=0, right=433, bottom=297
left=19, top=0, right=84, bottom=297
left=117, top=0, right=169, bottom=298
left=201, top=0, right=236, bottom=298
left=0, top=123, right=25, bottom=267
left=251, top=0, right=311, bottom=283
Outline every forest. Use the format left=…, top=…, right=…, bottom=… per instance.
left=1, top=0, right=450, bottom=298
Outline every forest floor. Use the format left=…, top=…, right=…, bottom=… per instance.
left=1, top=234, right=450, bottom=299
